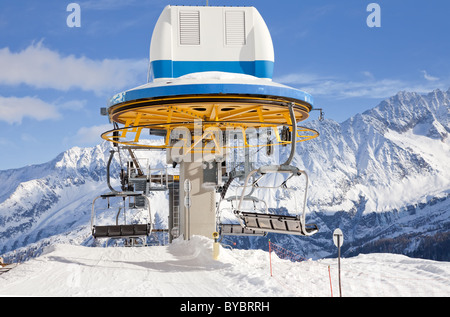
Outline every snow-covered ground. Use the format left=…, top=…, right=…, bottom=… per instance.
left=0, top=236, right=448, bottom=297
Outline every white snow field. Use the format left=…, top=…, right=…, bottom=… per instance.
left=0, top=236, right=449, bottom=297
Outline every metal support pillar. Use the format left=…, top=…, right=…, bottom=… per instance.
left=179, top=161, right=216, bottom=240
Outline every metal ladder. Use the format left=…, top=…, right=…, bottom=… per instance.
left=171, top=180, right=180, bottom=240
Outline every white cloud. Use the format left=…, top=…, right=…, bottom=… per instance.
left=0, top=137, right=10, bottom=146
left=421, top=70, right=439, bottom=82
left=275, top=73, right=332, bottom=85
left=73, top=124, right=112, bottom=145
left=59, top=99, right=87, bottom=111
left=21, top=133, right=38, bottom=143
left=362, top=71, right=375, bottom=80
left=0, top=95, right=61, bottom=124
left=275, top=72, right=448, bottom=100
left=0, top=42, right=147, bottom=95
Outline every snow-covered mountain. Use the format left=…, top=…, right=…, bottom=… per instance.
left=0, top=143, right=114, bottom=256
left=284, top=88, right=450, bottom=260
left=0, top=88, right=449, bottom=262
left=302, top=88, right=449, bottom=213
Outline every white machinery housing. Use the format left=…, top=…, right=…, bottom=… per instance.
left=149, top=5, right=274, bottom=81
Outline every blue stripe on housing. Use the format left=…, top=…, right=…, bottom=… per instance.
left=109, top=82, right=313, bottom=107
left=150, top=60, right=274, bottom=79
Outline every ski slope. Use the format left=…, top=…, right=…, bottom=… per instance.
left=0, top=236, right=449, bottom=297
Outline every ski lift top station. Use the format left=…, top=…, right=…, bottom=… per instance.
left=95, top=5, right=321, bottom=244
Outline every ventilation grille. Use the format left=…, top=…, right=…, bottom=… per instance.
left=225, top=11, right=246, bottom=45
left=179, top=10, right=200, bottom=45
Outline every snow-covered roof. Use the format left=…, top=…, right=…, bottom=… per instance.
left=109, top=72, right=313, bottom=107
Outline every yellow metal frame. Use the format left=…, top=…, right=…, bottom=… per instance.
left=101, top=123, right=319, bottom=151
left=102, top=94, right=319, bottom=151
left=108, top=95, right=311, bottom=126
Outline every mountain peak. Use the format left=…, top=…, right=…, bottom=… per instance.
left=394, top=90, right=419, bottom=99
left=359, top=88, right=449, bottom=135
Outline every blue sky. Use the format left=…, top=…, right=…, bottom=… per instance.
left=0, top=0, right=449, bottom=169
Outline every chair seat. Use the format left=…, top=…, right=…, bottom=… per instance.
left=238, top=211, right=318, bottom=236
left=93, top=224, right=151, bottom=238
left=219, top=223, right=266, bottom=236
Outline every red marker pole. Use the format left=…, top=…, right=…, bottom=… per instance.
left=269, top=239, right=273, bottom=277
left=328, top=265, right=333, bottom=297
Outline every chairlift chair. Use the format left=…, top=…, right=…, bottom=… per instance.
left=218, top=103, right=318, bottom=237
left=233, top=164, right=319, bottom=236
left=91, top=191, right=153, bottom=240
